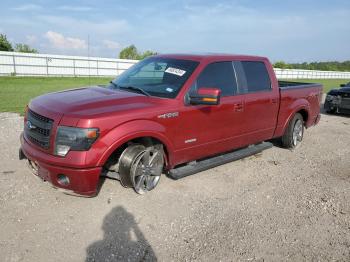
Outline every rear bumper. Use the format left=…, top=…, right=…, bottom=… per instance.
left=20, top=133, right=101, bottom=197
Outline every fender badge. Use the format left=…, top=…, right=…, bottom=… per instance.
left=185, top=138, right=197, bottom=143
left=158, top=112, right=179, bottom=119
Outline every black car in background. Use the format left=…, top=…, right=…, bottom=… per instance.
left=324, top=82, right=350, bottom=114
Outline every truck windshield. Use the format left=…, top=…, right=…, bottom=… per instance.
left=110, top=57, right=199, bottom=98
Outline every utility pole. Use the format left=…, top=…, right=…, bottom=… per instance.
left=88, top=34, right=91, bottom=86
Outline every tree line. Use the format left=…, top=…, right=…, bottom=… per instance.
left=118, top=45, right=157, bottom=60
left=273, top=60, right=350, bottom=72
left=0, top=34, right=37, bottom=53
left=1, top=33, right=349, bottom=71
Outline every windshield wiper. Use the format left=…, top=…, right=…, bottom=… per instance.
left=119, top=85, right=151, bottom=97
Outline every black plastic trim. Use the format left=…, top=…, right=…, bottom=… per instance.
left=167, top=142, right=273, bottom=180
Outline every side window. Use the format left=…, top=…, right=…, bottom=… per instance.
left=190, top=62, right=237, bottom=96
left=241, top=61, right=271, bottom=93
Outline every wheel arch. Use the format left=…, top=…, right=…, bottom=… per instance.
left=297, top=108, right=309, bottom=123
left=280, top=102, right=310, bottom=137
left=97, top=122, right=174, bottom=169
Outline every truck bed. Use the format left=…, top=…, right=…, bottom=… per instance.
left=274, top=81, right=323, bottom=138
left=278, top=80, right=321, bottom=90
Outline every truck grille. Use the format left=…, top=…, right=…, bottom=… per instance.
left=25, top=109, right=53, bottom=149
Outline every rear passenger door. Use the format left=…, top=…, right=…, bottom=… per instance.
left=234, top=61, right=279, bottom=144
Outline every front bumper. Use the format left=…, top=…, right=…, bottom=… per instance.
left=324, top=97, right=350, bottom=114
left=324, top=100, right=336, bottom=112
left=20, top=133, right=101, bottom=197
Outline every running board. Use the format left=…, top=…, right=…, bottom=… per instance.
left=167, top=142, right=273, bottom=180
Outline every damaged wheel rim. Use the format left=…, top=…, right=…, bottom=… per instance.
left=131, top=148, right=164, bottom=194
left=292, top=119, right=303, bottom=147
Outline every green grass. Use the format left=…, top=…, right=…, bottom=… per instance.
left=0, top=77, right=349, bottom=114
left=0, top=76, right=113, bottom=114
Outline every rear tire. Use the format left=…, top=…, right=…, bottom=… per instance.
left=281, top=113, right=304, bottom=149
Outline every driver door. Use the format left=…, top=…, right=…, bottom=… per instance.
left=175, top=61, right=246, bottom=164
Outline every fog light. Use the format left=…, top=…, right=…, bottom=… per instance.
left=57, top=174, right=70, bottom=186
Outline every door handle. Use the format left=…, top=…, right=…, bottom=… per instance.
left=233, top=103, right=244, bottom=112
left=271, top=98, right=278, bottom=104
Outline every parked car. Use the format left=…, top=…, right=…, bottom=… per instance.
left=324, top=82, right=350, bottom=114
left=19, top=54, right=322, bottom=196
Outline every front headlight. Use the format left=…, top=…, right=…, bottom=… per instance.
left=326, top=94, right=341, bottom=104
left=55, top=126, right=99, bottom=156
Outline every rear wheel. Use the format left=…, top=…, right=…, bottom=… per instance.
left=118, top=144, right=164, bottom=194
left=281, top=113, right=304, bottom=149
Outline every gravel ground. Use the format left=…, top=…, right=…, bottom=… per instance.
left=0, top=109, right=349, bottom=262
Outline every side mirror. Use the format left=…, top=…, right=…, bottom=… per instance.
left=189, top=87, right=221, bottom=105
left=340, top=84, right=345, bottom=87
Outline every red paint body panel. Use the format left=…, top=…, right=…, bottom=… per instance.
left=197, top=87, right=221, bottom=96
left=274, top=87, right=322, bottom=137
left=21, top=134, right=101, bottom=196
left=20, top=54, right=322, bottom=196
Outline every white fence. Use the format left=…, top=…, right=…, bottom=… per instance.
left=0, top=51, right=137, bottom=77
left=1, top=51, right=350, bottom=79
left=274, top=68, right=350, bottom=79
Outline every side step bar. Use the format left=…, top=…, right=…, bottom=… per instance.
left=167, top=142, right=273, bottom=180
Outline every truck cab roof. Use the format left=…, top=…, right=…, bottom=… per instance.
left=156, top=53, right=268, bottom=62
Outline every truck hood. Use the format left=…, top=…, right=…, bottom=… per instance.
left=329, top=87, right=350, bottom=96
left=30, top=86, right=165, bottom=117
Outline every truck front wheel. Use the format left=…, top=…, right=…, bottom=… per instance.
left=118, top=144, right=164, bottom=194
left=281, top=113, right=304, bottom=149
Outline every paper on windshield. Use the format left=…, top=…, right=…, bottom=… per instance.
left=165, top=67, right=186, bottom=76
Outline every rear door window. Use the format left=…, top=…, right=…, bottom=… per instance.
left=241, top=61, right=271, bottom=93
left=190, top=62, right=238, bottom=96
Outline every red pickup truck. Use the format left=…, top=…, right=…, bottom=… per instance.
left=19, top=54, right=322, bottom=196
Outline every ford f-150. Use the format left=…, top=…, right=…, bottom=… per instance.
left=19, top=54, right=322, bottom=196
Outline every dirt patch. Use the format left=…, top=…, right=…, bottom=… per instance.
left=0, top=111, right=349, bottom=261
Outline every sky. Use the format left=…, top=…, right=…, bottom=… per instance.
left=1, top=0, right=349, bottom=62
